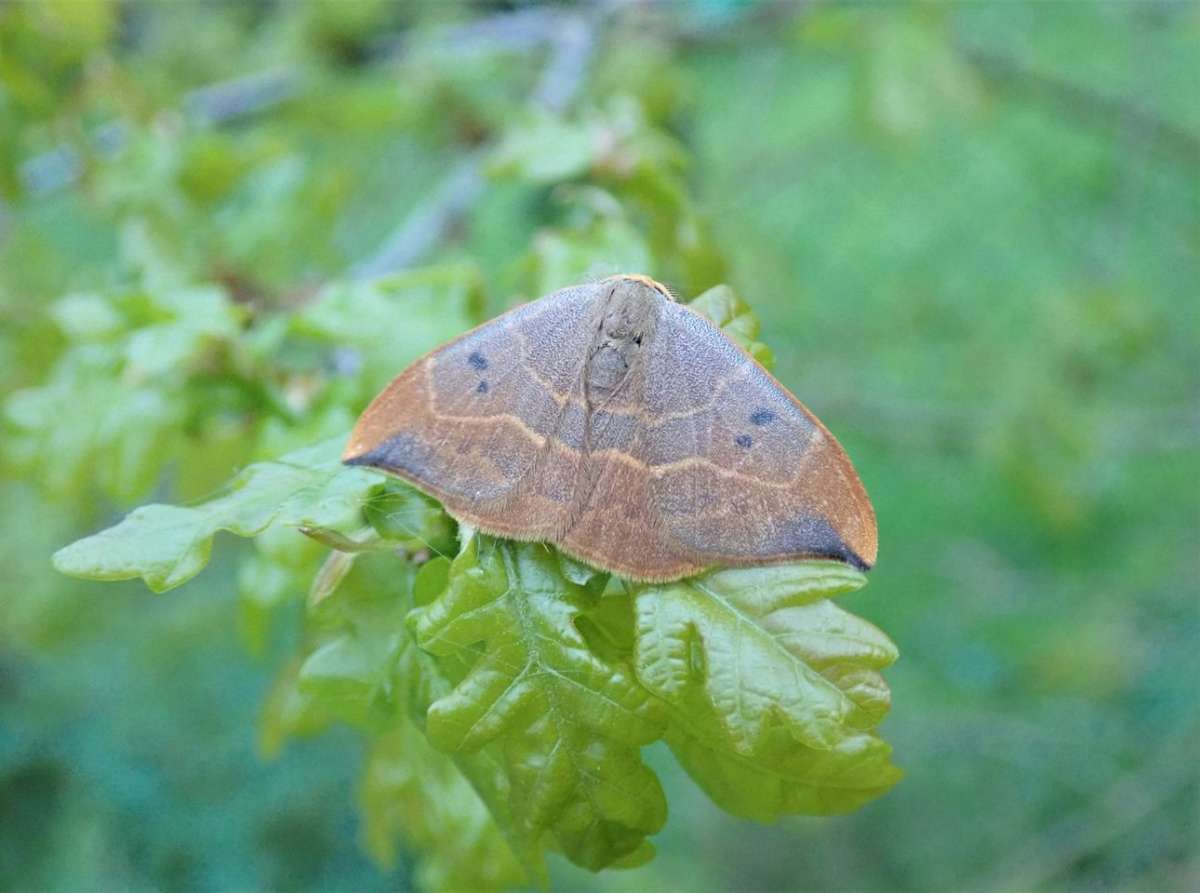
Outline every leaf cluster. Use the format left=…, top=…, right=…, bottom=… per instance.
left=54, top=289, right=901, bottom=887
left=4, top=262, right=483, bottom=508
left=12, top=10, right=903, bottom=886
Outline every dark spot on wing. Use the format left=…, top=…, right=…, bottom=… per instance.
left=750, top=408, right=776, bottom=426
left=468, top=351, right=488, bottom=370
left=476, top=380, right=489, bottom=394
left=735, top=434, right=753, bottom=449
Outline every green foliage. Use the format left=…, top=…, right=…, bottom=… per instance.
left=687, top=284, right=774, bottom=367
left=51, top=438, right=374, bottom=592
left=359, top=724, right=526, bottom=892
left=5, top=279, right=247, bottom=503
left=411, top=537, right=668, bottom=874
left=5, top=3, right=1196, bottom=892
left=51, top=287, right=900, bottom=884
left=4, top=264, right=483, bottom=509
left=636, top=565, right=901, bottom=821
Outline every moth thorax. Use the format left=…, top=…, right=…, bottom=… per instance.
left=587, top=281, right=659, bottom=395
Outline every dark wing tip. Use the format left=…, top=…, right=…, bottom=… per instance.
left=341, top=433, right=432, bottom=481
left=841, top=546, right=872, bottom=572
left=341, top=435, right=378, bottom=467
left=776, top=514, right=872, bottom=572
left=342, top=442, right=398, bottom=471
left=806, top=534, right=872, bottom=572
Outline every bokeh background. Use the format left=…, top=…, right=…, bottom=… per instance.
left=2, top=1, right=1198, bottom=891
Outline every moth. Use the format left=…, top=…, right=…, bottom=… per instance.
left=344, top=275, right=877, bottom=581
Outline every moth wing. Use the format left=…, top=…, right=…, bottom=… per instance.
left=343, top=282, right=605, bottom=538
left=642, top=301, right=877, bottom=571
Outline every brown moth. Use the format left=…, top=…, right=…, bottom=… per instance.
left=343, top=275, right=877, bottom=582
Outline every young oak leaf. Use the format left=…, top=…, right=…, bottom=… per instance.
left=764, top=598, right=898, bottom=730
left=408, top=535, right=668, bottom=873
left=52, top=437, right=379, bottom=592
left=665, top=718, right=901, bottom=823
left=294, top=551, right=458, bottom=731
left=631, top=561, right=892, bottom=755
left=258, top=550, right=532, bottom=888
left=290, top=264, right=486, bottom=398
left=359, top=723, right=525, bottom=893
left=295, top=567, right=417, bottom=728
left=687, top=284, right=774, bottom=368
left=633, top=562, right=901, bottom=820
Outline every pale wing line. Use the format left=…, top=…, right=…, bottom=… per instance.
left=568, top=327, right=647, bottom=533
left=510, top=322, right=570, bottom=407
left=431, top=405, right=814, bottom=493
left=652, top=368, right=708, bottom=566
left=642, top=327, right=749, bottom=570
left=418, top=296, right=587, bottom=507
left=499, top=295, right=606, bottom=523
left=646, top=361, right=753, bottom=428
left=419, top=305, right=543, bottom=461
left=726, top=356, right=758, bottom=474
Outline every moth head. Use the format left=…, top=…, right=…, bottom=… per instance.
left=602, top=274, right=668, bottom=342
left=586, top=276, right=666, bottom=394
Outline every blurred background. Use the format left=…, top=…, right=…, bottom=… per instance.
left=2, top=1, right=1198, bottom=890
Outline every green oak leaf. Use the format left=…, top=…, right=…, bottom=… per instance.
left=524, top=213, right=655, bottom=299
left=121, top=284, right=246, bottom=379
left=296, top=578, right=414, bottom=727
left=630, top=562, right=901, bottom=821
left=362, top=483, right=458, bottom=557
left=665, top=719, right=901, bottom=822
left=258, top=550, right=422, bottom=746
left=488, top=110, right=597, bottom=183
left=631, top=562, right=893, bottom=753
left=4, top=343, right=184, bottom=502
left=264, top=547, right=532, bottom=886
left=52, top=437, right=379, bottom=592
left=289, top=264, right=485, bottom=397
left=688, top=283, right=774, bottom=368
left=5, top=282, right=250, bottom=504
left=290, top=551, right=456, bottom=731
left=360, top=723, right=525, bottom=893
left=409, top=535, right=668, bottom=873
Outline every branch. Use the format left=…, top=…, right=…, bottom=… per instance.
left=15, top=9, right=577, bottom=199
left=368, top=7, right=567, bottom=60
left=350, top=9, right=601, bottom=280
left=348, top=156, right=485, bottom=280
left=963, top=45, right=1200, bottom=167
left=183, top=67, right=305, bottom=126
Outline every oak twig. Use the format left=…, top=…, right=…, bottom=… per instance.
left=350, top=9, right=600, bottom=279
